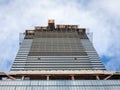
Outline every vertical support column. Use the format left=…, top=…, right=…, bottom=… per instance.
left=71, top=75, right=75, bottom=80
left=46, top=75, right=50, bottom=80
left=96, top=75, right=100, bottom=80
left=22, top=76, right=25, bottom=80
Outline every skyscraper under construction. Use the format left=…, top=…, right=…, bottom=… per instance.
left=0, top=20, right=120, bottom=90
left=11, top=20, right=105, bottom=71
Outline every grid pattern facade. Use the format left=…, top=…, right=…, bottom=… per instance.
left=11, top=39, right=32, bottom=71
left=81, top=39, right=105, bottom=69
left=29, top=38, right=86, bottom=56
left=0, top=80, right=120, bottom=90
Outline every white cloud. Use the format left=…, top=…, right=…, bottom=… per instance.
left=87, top=0, right=120, bottom=70
left=0, top=0, right=120, bottom=71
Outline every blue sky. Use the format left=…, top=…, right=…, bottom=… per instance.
left=0, top=0, right=120, bottom=71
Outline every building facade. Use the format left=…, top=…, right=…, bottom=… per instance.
left=0, top=20, right=120, bottom=90
left=11, top=20, right=105, bottom=71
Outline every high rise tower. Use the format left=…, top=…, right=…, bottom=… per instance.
left=11, top=20, right=105, bottom=71
left=0, top=20, right=120, bottom=90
